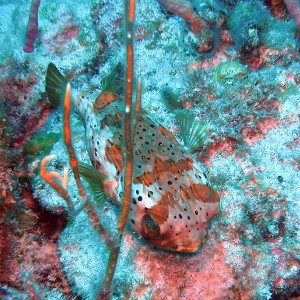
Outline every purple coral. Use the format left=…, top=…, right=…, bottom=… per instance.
left=284, top=0, right=300, bottom=30
left=23, top=0, right=41, bottom=53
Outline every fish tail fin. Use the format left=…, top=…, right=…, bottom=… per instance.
left=45, top=63, right=68, bottom=107
left=78, top=163, right=109, bottom=206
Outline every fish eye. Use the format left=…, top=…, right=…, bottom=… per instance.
left=141, top=214, right=160, bottom=239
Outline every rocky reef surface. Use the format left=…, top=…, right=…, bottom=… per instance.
left=0, top=0, right=300, bottom=299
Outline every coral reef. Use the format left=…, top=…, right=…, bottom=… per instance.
left=157, top=0, right=215, bottom=53
left=0, top=0, right=300, bottom=299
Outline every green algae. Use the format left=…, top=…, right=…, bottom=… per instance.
left=23, top=131, right=60, bottom=156
left=215, top=61, right=248, bottom=81
left=162, top=88, right=184, bottom=111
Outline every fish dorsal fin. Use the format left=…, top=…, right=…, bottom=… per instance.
left=45, top=63, right=68, bottom=107
left=93, top=63, right=122, bottom=112
left=177, top=111, right=208, bottom=152
left=78, top=163, right=109, bottom=206
left=101, top=62, right=121, bottom=93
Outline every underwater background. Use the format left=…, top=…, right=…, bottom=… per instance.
left=0, top=0, right=300, bottom=299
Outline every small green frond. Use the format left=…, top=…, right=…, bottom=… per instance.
left=45, top=63, right=68, bottom=107
left=162, top=88, right=184, bottom=111
left=78, top=163, right=109, bottom=206
left=177, top=111, right=208, bottom=152
left=101, top=62, right=122, bottom=93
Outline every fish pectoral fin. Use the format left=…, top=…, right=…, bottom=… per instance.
left=177, top=111, right=208, bottom=153
left=78, top=162, right=109, bottom=206
left=45, top=63, right=68, bottom=107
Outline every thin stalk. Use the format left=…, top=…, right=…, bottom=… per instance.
left=99, top=0, right=136, bottom=298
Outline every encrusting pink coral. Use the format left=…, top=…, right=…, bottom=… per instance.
left=24, top=0, right=41, bottom=53
left=157, top=0, right=206, bottom=34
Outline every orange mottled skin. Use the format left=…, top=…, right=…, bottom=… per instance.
left=74, top=90, right=220, bottom=252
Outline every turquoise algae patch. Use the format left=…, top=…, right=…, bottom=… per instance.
left=228, top=0, right=297, bottom=52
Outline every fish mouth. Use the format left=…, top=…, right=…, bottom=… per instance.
left=148, top=232, right=201, bottom=253
left=159, top=238, right=200, bottom=253
left=174, top=244, right=199, bottom=253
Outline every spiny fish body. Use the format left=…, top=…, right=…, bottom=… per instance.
left=46, top=64, right=220, bottom=253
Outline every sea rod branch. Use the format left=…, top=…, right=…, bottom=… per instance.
left=100, top=0, right=137, bottom=298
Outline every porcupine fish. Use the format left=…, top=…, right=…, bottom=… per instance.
left=45, top=63, right=220, bottom=253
